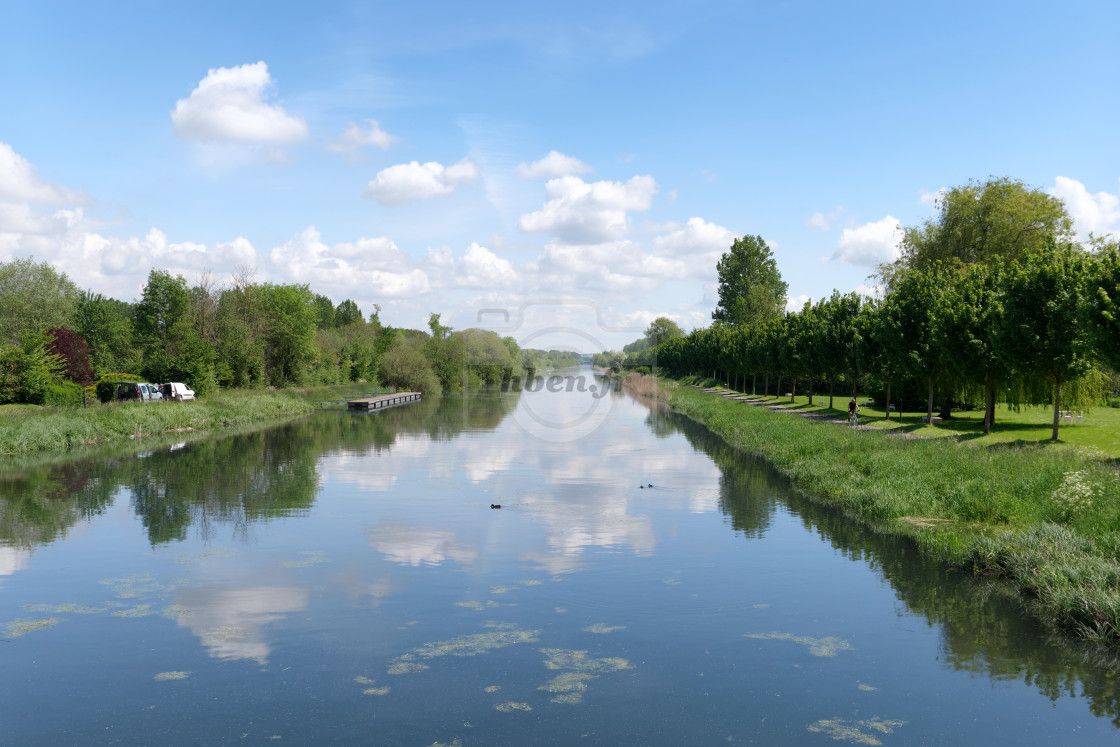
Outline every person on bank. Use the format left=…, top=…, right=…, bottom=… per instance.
left=848, top=398, right=860, bottom=426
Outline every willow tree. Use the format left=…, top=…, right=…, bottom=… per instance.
left=880, top=176, right=1073, bottom=288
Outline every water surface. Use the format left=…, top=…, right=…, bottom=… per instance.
left=2, top=374, right=1118, bottom=744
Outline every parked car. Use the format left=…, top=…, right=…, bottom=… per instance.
left=115, top=382, right=163, bottom=402
left=162, top=382, right=196, bottom=401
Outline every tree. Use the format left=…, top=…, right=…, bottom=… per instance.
left=882, top=176, right=1073, bottom=286
left=73, top=290, right=138, bottom=375
left=712, top=235, right=787, bottom=328
left=334, top=299, right=363, bottom=327
left=879, top=268, right=951, bottom=425
left=260, top=284, right=318, bottom=386
left=45, top=327, right=95, bottom=386
left=1089, top=241, right=1120, bottom=372
left=0, top=257, right=80, bottom=344
left=998, top=241, right=1093, bottom=441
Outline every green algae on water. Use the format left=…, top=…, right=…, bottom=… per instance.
left=494, top=702, right=531, bottom=712
left=99, top=573, right=173, bottom=599
left=807, top=717, right=906, bottom=745
left=484, top=685, right=500, bottom=693
left=745, top=632, right=853, bottom=657
left=454, top=600, right=500, bottom=610
left=154, top=671, right=191, bottom=681
left=541, top=648, right=632, bottom=673
left=583, top=623, right=625, bottom=634
left=5, top=617, right=61, bottom=637
left=20, top=603, right=104, bottom=615
left=176, top=547, right=236, bottom=565
left=387, top=627, right=540, bottom=675
left=112, top=604, right=156, bottom=618
left=857, top=683, right=878, bottom=691
left=281, top=551, right=330, bottom=568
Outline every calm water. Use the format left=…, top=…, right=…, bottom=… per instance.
left=2, top=371, right=1119, bottom=745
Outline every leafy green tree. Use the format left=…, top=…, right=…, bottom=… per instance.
left=0, top=257, right=81, bottom=344
left=883, top=177, right=1073, bottom=286
left=334, top=299, right=363, bottom=327
left=73, top=290, right=138, bottom=376
left=712, top=235, right=787, bottom=328
left=0, top=333, right=64, bottom=404
left=312, top=293, right=336, bottom=330
left=879, top=268, right=951, bottom=424
left=940, top=262, right=1009, bottom=434
left=215, top=283, right=267, bottom=387
left=998, top=241, right=1093, bottom=440
left=261, top=284, right=318, bottom=386
left=1089, top=241, right=1120, bottom=372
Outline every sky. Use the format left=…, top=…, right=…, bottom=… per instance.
left=2, top=1, right=1118, bottom=352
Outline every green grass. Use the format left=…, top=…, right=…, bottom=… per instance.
left=0, top=390, right=315, bottom=458
left=662, top=375, right=1120, bottom=645
left=711, top=386, right=1120, bottom=457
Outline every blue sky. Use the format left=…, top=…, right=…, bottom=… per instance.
left=2, top=1, right=1118, bottom=350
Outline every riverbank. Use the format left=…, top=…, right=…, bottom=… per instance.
left=649, top=375, right=1120, bottom=646
left=0, top=390, right=315, bottom=459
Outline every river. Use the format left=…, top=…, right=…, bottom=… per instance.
left=1, top=369, right=1117, bottom=744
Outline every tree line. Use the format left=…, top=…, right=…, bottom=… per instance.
left=0, top=263, right=580, bottom=405
left=650, top=178, right=1120, bottom=440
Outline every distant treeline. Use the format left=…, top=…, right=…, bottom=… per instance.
left=0, top=260, right=580, bottom=405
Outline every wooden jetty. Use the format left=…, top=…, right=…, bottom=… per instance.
left=346, top=392, right=422, bottom=411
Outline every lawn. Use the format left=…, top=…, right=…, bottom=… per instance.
left=716, top=389, right=1120, bottom=457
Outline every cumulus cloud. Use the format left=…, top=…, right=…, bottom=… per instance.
left=171, top=61, right=308, bottom=144
left=786, top=293, right=812, bottom=312
left=830, top=216, right=901, bottom=267
left=325, top=120, right=397, bottom=153
left=456, top=242, right=518, bottom=288
left=514, top=150, right=592, bottom=179
left=268, top=226, right=430, bottom=297
left=805, top=206, right=845, bottom=231
left=365, top=159, right=478, bottom=205
left=652, top=217, right=735, bottom=279
left=1049, top=176, right=1120, bottom=241
left=519, top=175, right=657, bottom=243
left=0, top=142, right=86, bottom=204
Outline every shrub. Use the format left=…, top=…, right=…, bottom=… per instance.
left=43, top=381, right=84, bottom=408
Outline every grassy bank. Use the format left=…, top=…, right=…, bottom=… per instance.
left=656, top=376, right=1120, bottom=645
left=0, top=390, right=315, bottom=458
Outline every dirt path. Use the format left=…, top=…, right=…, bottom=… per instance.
left=693, top=386, right=926, bottom=439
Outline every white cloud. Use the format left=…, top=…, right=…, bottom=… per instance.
left=1049, top=176, right=1120, bottom=241
left=0, top=142, right=86, bottom=204
left=365, top=159, right=479, bottom=205
left=919, top=188, right=947, bottom=211
left=171, top=61, right=309, bottom=144
left=326, top=120, right=397, bottom=153
left=786, top=293, right=812, bottom=312
left=268, top=226, right=430, bottom=297
left=519, top=175, right=657, bottom=243
left=851, top=283, right=884, bottom=300
left=804, top=206, right=845, bottom=231
left=652, top=217, right=735, bottom=280
left=456, top=242, right=518, bottom=288
left=514, top=150, right=592, bottom=179
left=830, top=216, right=901, bottom=267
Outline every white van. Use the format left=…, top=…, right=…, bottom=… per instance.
left=162, top=382, right=196, bottom=401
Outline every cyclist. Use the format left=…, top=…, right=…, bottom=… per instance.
left=847, top=397, right=860, bottom=426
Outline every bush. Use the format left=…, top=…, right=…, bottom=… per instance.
left=43, top=381, right=84, bottom=408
